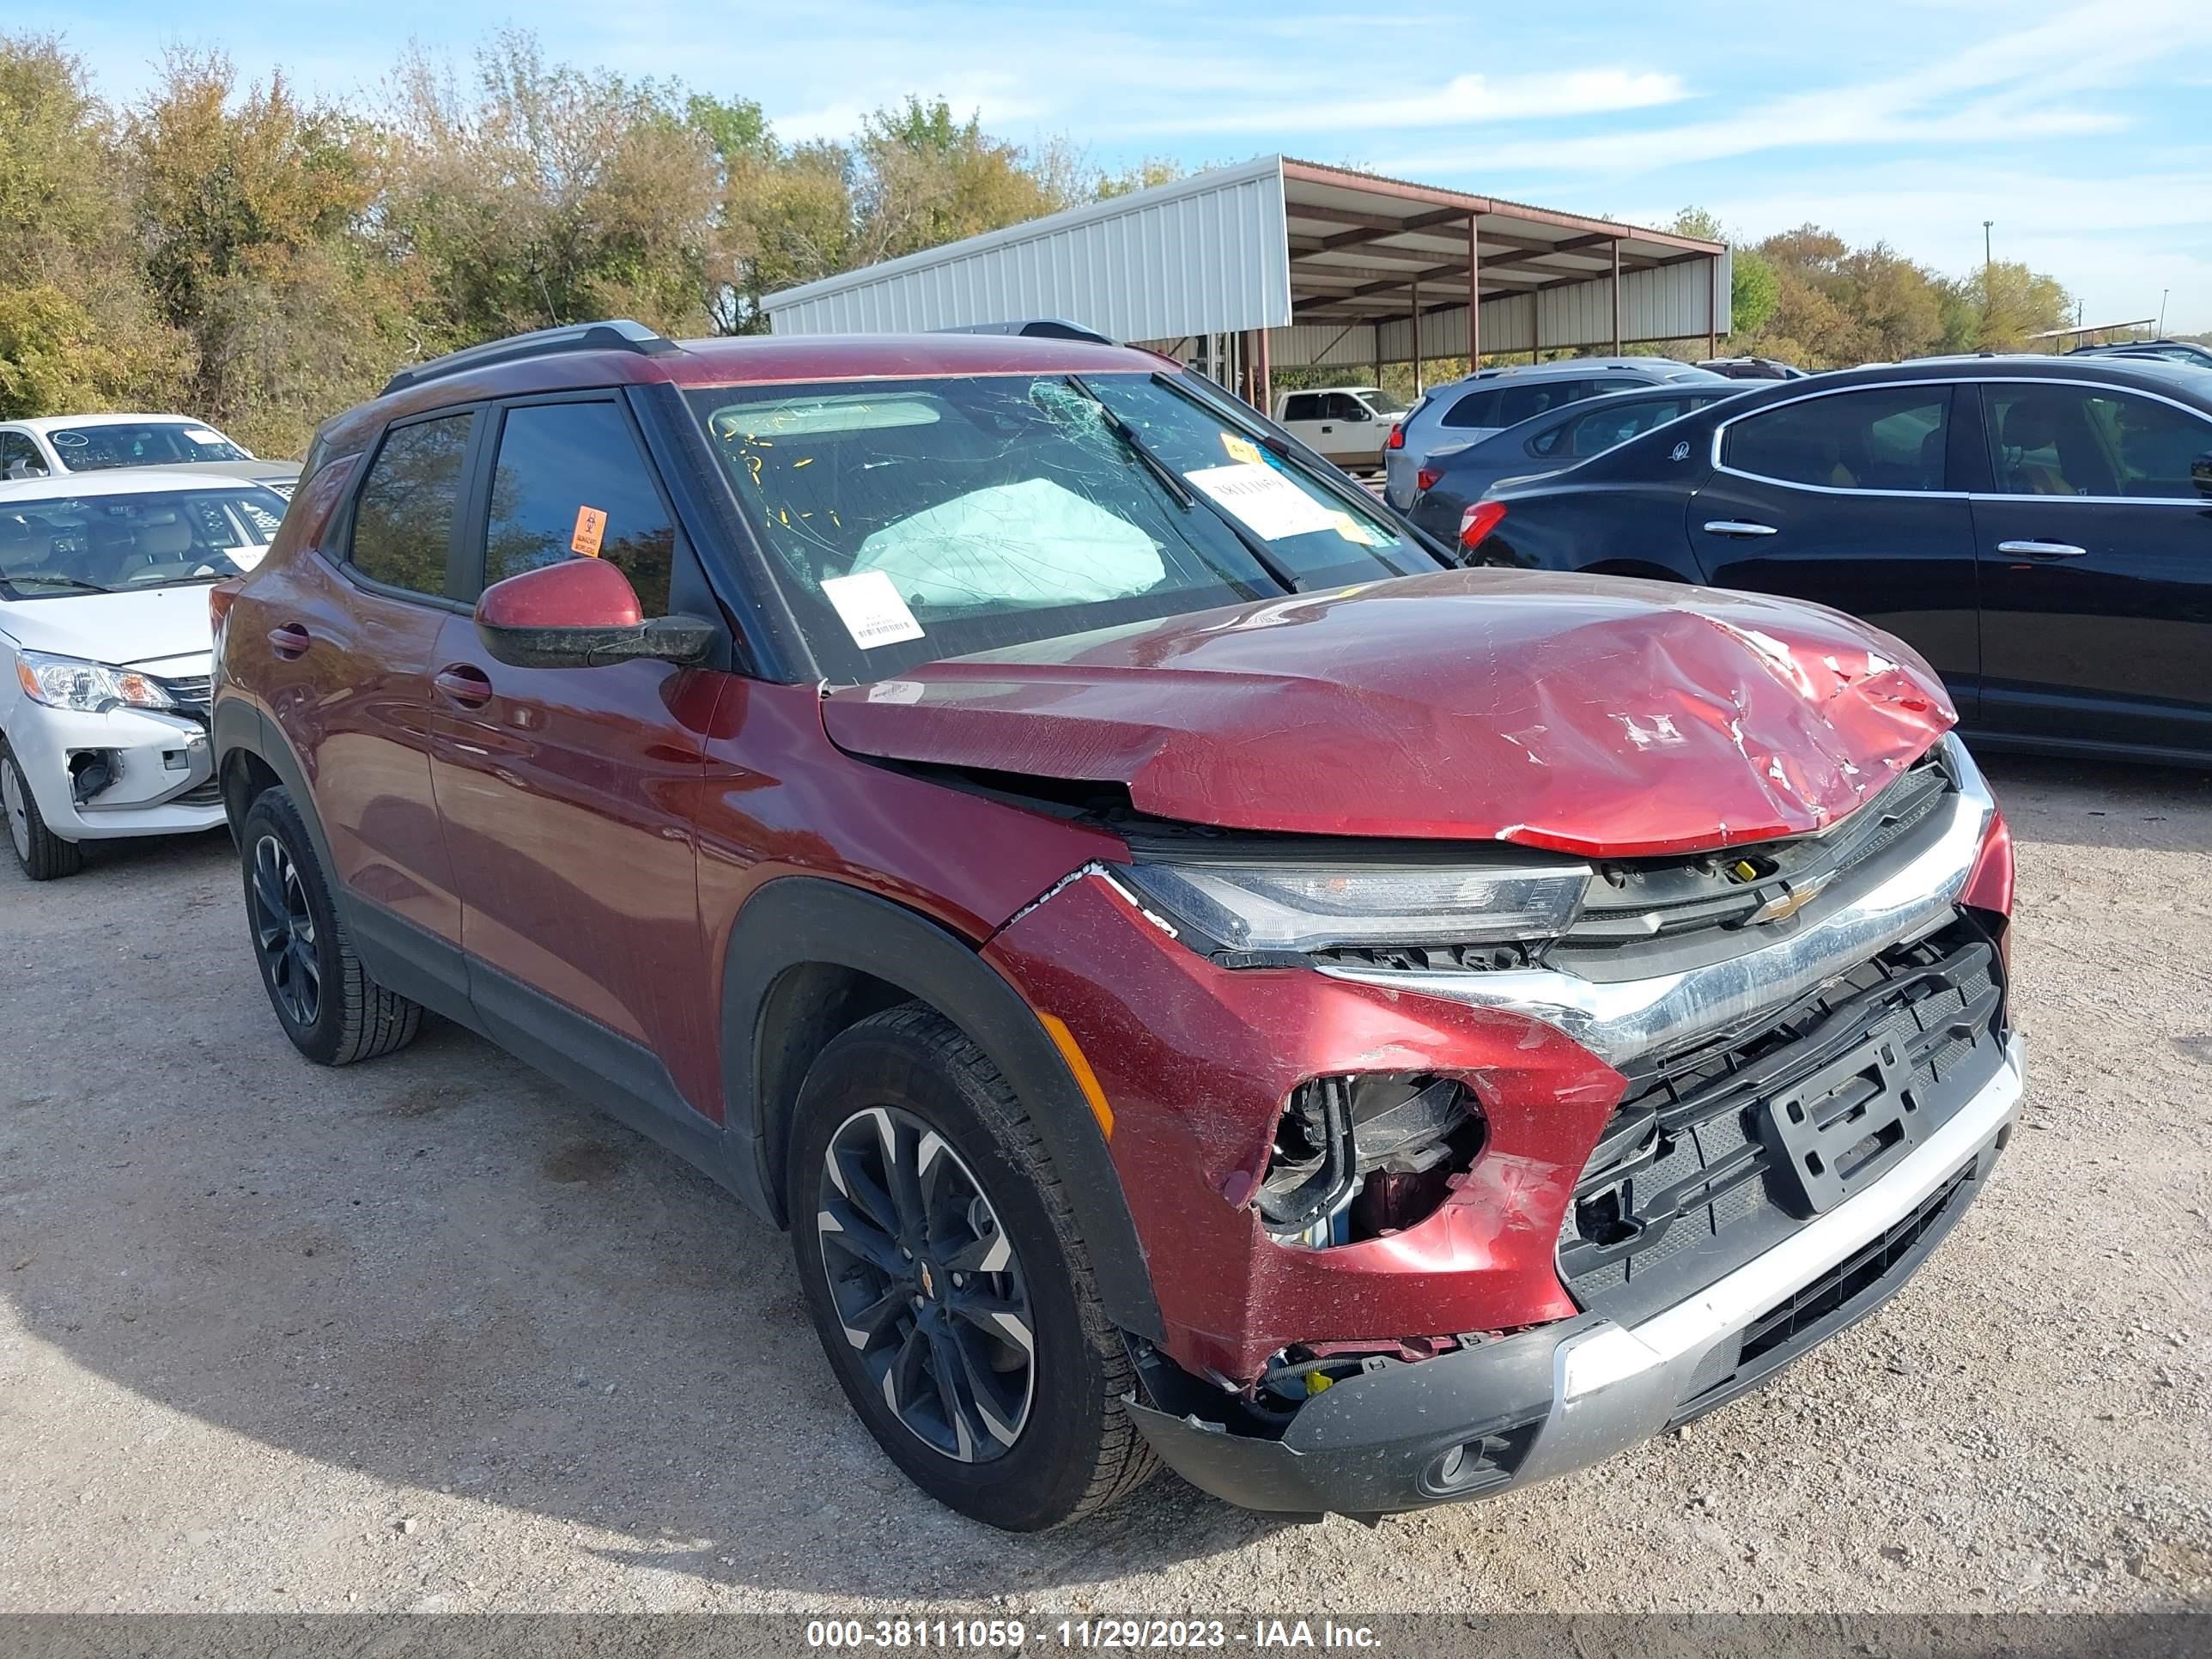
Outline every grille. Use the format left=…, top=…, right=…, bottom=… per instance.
left=155, top=672, right=212, bottom=725
left=1736, top=1166, right=1973, bottom=1370
left=1559, top=920, right=2004, bottom=1319
left=1306, top=748, right=1957, bottom=978
left=1551, top=749, right=1955, bottom=977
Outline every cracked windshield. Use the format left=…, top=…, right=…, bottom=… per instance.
left=689, top=372, right=1437, bottom=681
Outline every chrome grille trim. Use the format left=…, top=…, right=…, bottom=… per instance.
left=1317, top=736, right=1996, bottom=1068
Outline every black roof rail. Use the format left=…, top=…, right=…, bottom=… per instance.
left=381, top=319, right=681, bottom=397
left=933, top=318, right=1118, bottom=345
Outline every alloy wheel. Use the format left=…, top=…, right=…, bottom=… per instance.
left=3, top=759, right=28, bottom=863
left=251, top=834, right=320, bottom=1026
left=815, top=1105, right=1036, bottom=1463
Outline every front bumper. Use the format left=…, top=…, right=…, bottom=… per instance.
left=1128, top=1034, right=2022, bottom=1516
left=5, top=701, right=221, bottom=841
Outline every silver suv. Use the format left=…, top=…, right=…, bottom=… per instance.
left=1385, top=357, right=1729, bottom=507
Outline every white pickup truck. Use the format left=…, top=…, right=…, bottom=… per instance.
left=1271, top=386, right=1404, bottom=471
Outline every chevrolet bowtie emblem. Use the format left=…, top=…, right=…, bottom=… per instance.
left=1749, top=870, right=1835, bottom=924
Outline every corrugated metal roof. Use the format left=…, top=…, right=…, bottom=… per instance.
left=763, top=156, right=1291, bottom=340
left=762, top=154, right=1729, bottom=360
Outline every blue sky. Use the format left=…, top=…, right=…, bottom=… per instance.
left=65, top=0, right=2212, bottom=331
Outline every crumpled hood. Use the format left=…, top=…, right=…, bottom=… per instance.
left=0, top=584, right=216, bottom=671
left=822, top=568, right=1954, bottom=857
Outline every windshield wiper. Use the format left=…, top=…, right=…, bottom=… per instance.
left=1064, top=374, right=1194, bottom=507
left=1062, top=374, right=1307, bottom=595
left=6, top=574, right=112, bottom=594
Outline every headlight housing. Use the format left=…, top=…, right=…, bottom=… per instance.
left=13, top=650, right=173, bottom=714
left=1119, top=858, right=1591, bottom=954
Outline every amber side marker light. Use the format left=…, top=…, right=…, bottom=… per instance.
left=1036, top=1012, right=1114, bottom=1139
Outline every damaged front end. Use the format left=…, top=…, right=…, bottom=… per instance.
left=981, top=734, right=2021, bottom=1517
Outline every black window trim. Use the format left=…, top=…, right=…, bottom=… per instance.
left=334, top=402, right=487, bottom=614
left=1711, top=373, right=2212, bottom=505
left=458, top=386, right=690, bottom=609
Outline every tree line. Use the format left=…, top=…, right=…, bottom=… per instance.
left=2, top=29, right=2089, bottom=459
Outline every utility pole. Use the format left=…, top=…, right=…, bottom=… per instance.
left=1980, top=220, right=1995, bottom=343
left=2160, top=289, right=2169, bottom=335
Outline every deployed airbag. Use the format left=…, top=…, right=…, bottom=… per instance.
left=851, top=478, right=1164, bottom=608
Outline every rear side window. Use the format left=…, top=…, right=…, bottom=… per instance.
left=1723, top=388, right=1950, bottom=491
left=349, top=413, right=473, bottom=596
left=1280, top=393, right=1321, bottom=422
left=1443, top=379, right=1613, bottom=430
left=1538, top=398, right=1691, bottom=459
left=1981, top=384, right=2212, bottom=499
left=481, top=401, right=675, bottom=616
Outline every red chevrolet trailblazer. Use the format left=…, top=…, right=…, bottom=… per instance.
left=211, top=321, right=2021, bottom=1529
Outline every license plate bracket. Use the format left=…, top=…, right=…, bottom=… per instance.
left=1761, top=1033, right=1923, bottom=1214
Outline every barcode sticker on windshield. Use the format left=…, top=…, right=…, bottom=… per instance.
left=1184, top=463, right=1344, bottom=542
left=822, top=570, right=926, bottom=649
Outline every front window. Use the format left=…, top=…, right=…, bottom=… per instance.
left=46, top=422, right=250, bottom=471
left=0, top=486, right=286, bottom=599
left=690, top=372, right=1438, bottom=682
left=1981, top=384, right=2211, bottom=499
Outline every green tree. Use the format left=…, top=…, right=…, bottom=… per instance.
left=380, top=32, right=725, bottom=345
left=125, top=48, right=402, bottom=453
left=0, top=33, right=182, bottom=416
left=1668, top=210, right=1777, bottom=339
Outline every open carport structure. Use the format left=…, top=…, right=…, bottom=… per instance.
left=760, top=155, right=1731, bottom=404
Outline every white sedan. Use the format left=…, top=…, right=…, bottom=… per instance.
left=0, top=412, right=301, bottom=498
left=1, top=469, right=288, bottom=879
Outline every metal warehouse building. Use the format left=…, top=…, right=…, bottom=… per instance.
left=760, top=155, right=1731, bottom=404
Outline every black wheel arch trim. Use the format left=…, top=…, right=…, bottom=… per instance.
left=719, top=874, right=1163, bottom=1343
left=215, top=699, right=338, bottom=884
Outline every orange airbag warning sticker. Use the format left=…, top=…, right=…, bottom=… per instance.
left=570, top=506, right=607, bottom=556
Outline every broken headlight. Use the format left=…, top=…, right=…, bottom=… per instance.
left=1120, top=858, right=1590, bottom=954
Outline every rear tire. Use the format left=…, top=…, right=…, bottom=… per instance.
left=788, top=1004, right=1155, bottom=1530
left=2, top=747, right=82, bottom=881
left=240, top=786, right=422, bottom=1065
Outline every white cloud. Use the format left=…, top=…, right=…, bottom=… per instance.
left=1373, top=0, right=2208, bottom=179
left=1119, top=68, right=1686, bottom=137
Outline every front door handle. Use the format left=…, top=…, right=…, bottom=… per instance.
left=267, top=623, right=311, bottom=659
left=1703, top=520, right=1778, bottom=538
left=433, top=665, right=494, bottom=708
left=1996, top=539, right=2087, bottom=560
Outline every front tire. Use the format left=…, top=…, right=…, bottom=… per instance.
left=2, top=746, right=82, bottom=881
left=788, top=1005, right=1155, bottom=1530
left=240, top=786, right=422, bottom=1065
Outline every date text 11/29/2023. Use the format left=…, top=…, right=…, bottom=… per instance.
left=804, top=1618, right=1382, bottom=1650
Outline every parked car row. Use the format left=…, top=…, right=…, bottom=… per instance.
left=72, top=319, right=2023, bottom=1539
left=1381, top=356, right=1733, bottom=507
left=1431, top=354, right=2212, bottom=765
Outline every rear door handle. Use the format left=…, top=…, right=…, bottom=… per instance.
left=267, top=623, right=311, bottom=659
left=1703, top=520, right=1778, bottom=538
left=1996, top=539, right=2087, bottom=560
left=433, top=665, right=495, bottom=708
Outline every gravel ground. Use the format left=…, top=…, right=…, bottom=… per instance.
left=1, top=753, right=2208, bottom=1619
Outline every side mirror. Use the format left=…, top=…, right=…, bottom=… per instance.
left=2193, top=451, right=2212, bottom=500
left=473, top=557, right=714, bottom=670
